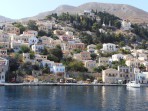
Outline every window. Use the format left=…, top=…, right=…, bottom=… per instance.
left=2, top=76, right=4, bottom=79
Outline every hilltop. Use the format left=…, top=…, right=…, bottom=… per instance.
left=27, top=2, right=148, bottom=23
left=0, top=15, right=14, bottom=23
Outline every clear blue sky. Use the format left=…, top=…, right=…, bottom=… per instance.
left=0, top=0, right=147, bottom=19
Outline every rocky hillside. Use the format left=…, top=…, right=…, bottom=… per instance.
left=29, top=2, right=148, bottom=23
left=0, top=15, right=14, bottom=22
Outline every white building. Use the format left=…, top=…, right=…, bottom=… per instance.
left=101, top=43, right=118, bottom=52
left=136, top=72, right=148, bottom=84
left=125, top=59, right=141, bottom=68
left=112, top=54, right=124, bottom=61
left=87, top=44, right=96, bottom=54
left=41, top=60, right=55, bottom=71
left=53, top=63, right=65, bottom=74
left=121, top=20, right=131, bottom=31
left=29, top=36, right=38, bottom=46
left=10, top=40, right=29, bottom=52
left=123, top=54, right=133, bottom=61
left=84, top=10, right=95, bottom=17
left=31, top=44, right=44, bottom=52
left=41, top=60, right=65, bottom=74
left=138, top=53, right=147, bottom=61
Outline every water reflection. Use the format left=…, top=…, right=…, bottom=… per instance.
left=0, top=86, right=148, bottom=111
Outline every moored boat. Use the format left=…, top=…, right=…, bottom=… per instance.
left=126, top=81, right=140, bottom=88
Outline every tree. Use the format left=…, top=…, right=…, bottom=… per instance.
left=96, top=44, right=102, bottom=50
left=111, top=59, right=126, bottom=69
left=20, top=45, right=30, bottom=53
left=20, top=62, right=32, bottom=75
left=51, top=35, right=59, bottom=40
left=27, top=20, right=38, bottom=31
left=41, top=47, right=48, bottom=55
left=38, top=30, right=47, bottom=37
left=49, top=47, right=63, bottom=62
left=93, top=66, right=106, bottom=73
left=73, top=49, right=82, bottom=54
left=9, top=58, right=20, bottom=72
left=14, top=53, right=23, bottom=62
left=79, top=33, right=93, bottom=45
left=13, top=22, right=26, bottom=34
left=119, top=41, right=125, bottom=47
left=92, top=22, right=99, bottom=32
left=47, top=54, right=59, bottom=62
left=68, top=60, right=88, bottom=72
left=42, top=63, right=50, bottom=74
left=139, top=64, right=146, bottom=71
left=30, top=51, right=35, bottom=59
left=32, top=64, right=40, bottom=70
left=119, top=49, right=131, bottom=54
left=114, top=20, right=121, bottom=29
left=91, top=53, right=97, bottom=60
left=61, top=57, right=73, bottom=66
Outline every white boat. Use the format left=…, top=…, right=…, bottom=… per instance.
left=126, top=81, right=140, bottom=88
left=126, top=67, right=141, bottom=88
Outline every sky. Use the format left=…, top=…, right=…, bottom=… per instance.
left=0, top=0, right=148, bottom=19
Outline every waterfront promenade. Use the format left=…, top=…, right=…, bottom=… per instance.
left=0, top=82, right=126, bottom=86
left=1, top=82, right=148, bottom=87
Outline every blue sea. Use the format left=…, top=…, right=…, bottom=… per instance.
left=0, top=86, right=148, bottom=111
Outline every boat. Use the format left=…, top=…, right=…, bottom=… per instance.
left=126, top=81, right=140, bottom=88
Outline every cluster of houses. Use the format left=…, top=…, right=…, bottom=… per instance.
left=0, top=10, right=147, bottom=84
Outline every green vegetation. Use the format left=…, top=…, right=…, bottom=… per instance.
left=96, top=11, right=121, bottom=28
left=62, top=57, right=88, bottom=72
left=13, top=22, right=26, bottom=34
left=131, top=24, right=148, bottom=40
left=111, top=59, right=126, bottom=69
left=41, top=45, right=63, bottom=62
left=38, top=30, right=52, bottom=37
left=91, top=53, right=97, bottom=60
left=19, top=45, right=30, bottom=53
left=73, top=49, right=82, bottom=54
left=27, top=20, right=38, bottom=31
left=93, top=66, right=106, bottom=73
